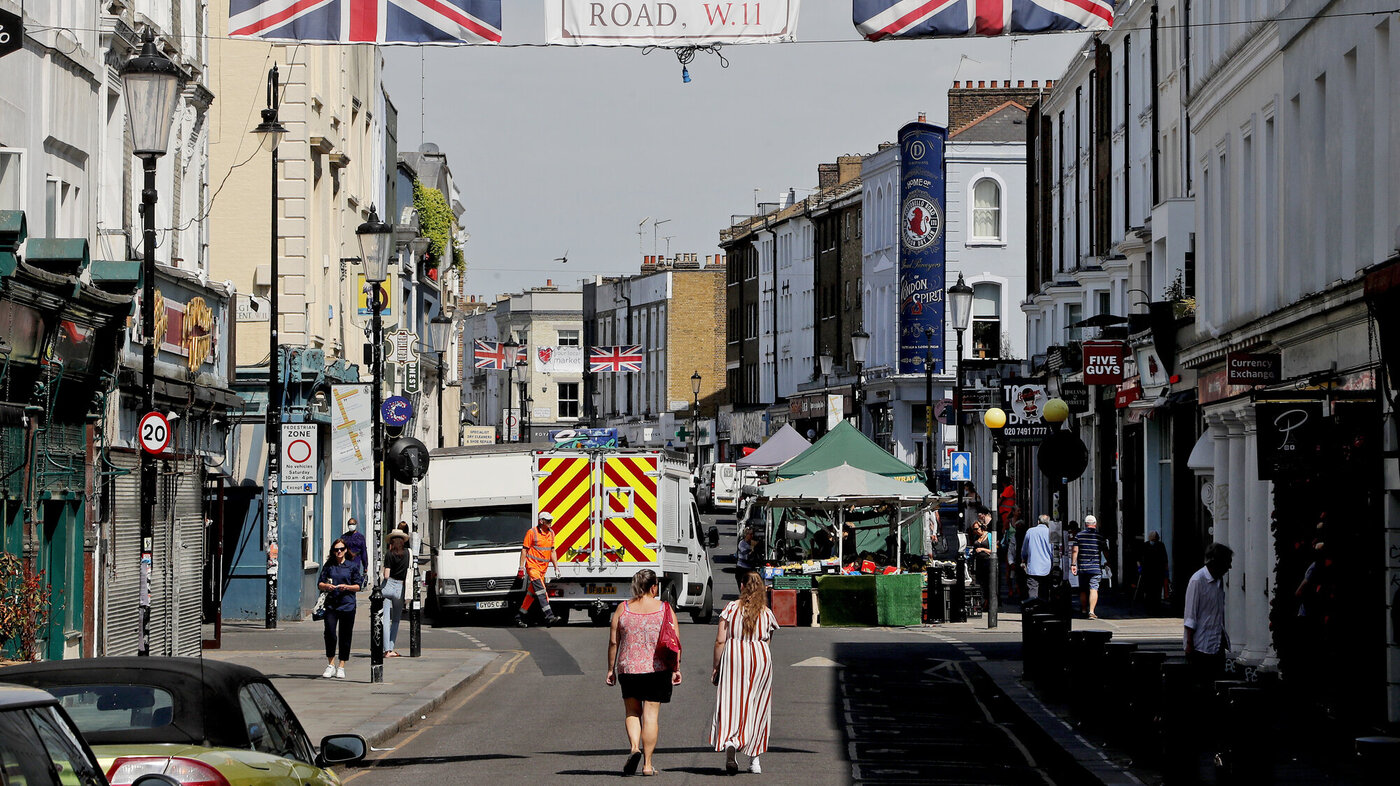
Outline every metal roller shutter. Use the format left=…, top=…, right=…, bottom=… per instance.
left=103, top=451, right=141, bottom=656
left=171, top=456, right=204, bottom=657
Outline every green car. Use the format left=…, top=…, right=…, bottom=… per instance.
left=0, top=657, right=365, bottom=785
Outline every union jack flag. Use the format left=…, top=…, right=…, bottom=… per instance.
left=854, top=0, right=1113, bottom=40
left=229, top=0, right=503, bottom=45
left=474, top=340, right=521, bottom=370
left=589, top=346, right=644, bottom=374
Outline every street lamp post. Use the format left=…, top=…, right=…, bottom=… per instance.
left=252, top=65, right=288, bottom=630
left=429, top=307, right=454, bottom=450
left=503, top=337, right=520, bottom=442
left=357, top=207, right=394, bottom=683
left=121, top=31, right=184, bottom=656
left=947, top=274, right=974, bottom=511
left=983, top=406, right=1008, bottom=629
left=818, top=348, right=833, bottom=434
left=690, top=371, right=702, bottom=469
left=850, top=329, right=869, bottom=432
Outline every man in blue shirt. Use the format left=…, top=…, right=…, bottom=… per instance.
left=341, top=517, right=368, bottom=580
left=1071, top=515, right=1103, bottom=619
left=1020, top=515, right=1053, bottom=599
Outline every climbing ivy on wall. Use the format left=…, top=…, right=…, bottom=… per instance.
left=411, top=178, right=453, bottom=271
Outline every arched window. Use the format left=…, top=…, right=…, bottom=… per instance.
left=971, top=178, right=1003, bottom=242
left=972, top=282, right=1002, bottom=358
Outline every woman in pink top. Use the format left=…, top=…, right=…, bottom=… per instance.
left=606, top=568, right=682, bottom=776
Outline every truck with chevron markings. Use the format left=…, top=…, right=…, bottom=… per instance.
left=533, top=448, right=719, bottom=625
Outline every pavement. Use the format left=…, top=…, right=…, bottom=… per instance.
left=205, top=603, right=501, bottom=746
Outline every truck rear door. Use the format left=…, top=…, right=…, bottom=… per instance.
left=600, top=454, right=661, bottom=564
left=535, top=453, right=596, bottom=563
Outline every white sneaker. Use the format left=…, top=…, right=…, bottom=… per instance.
left=321, top=664, right=336, bottom=679
left=335, top=666, right=346, bottom=680
left=748, top=758, right=761, bottom=774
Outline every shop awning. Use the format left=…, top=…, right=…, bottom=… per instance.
left=1187, top=427, right=1216, bottom=473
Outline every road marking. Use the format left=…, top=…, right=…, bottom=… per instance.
left=436, top=627, right=492, bottom=650
left=951, top=661, right=1054, bottom=786
left=339, top=649, right=529, bottom=784
left=791, top=656, right=843, bottom=668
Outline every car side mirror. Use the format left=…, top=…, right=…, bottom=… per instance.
left=319, top=733, right=368, bottom=766
left=133, top=776, right=183, bottom=786
left=706, top=526, right=719, bottom=548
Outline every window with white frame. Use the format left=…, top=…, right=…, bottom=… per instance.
left=557, top=329, right=580, bottom=346
left=557, top=382, right=579, bottom=419
left=971, top=178, right=1003, bottom=242
left=0, top=150, right=22, bottom=211
left=971, top=282, right=1002, bottom=358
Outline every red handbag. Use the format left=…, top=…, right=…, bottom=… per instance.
left=655, top=603, right=682, bottom=670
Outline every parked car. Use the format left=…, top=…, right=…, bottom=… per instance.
left=0, top=682, right=183, bottom=786
left=0, top=657, right=366, bottom=785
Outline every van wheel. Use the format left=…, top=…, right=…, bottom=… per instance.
left=690, top=581, right=714, bottom=624
left=588, top=604, right=613, bottom=626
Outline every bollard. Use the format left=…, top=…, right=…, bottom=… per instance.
left=1038, top=618, right=1071, bottom=699
left=1223, top=687, right=1272, bottom=781
left=1028, top=613, right=1057, bottom=683
left=1069, top=629, right=1113, bottom=724
left=1125, top=651, right=1167, bottom=753
left=1020, top=599, right=1046, bottom=664
left=1355, top=736, right=1400, bottom=785
left=1102, top=642, right=1139, bottom=726
left=1158, top=662, right=1194, bottom=773
left=926, top=566, right=947, bottom=623
left=950, top=555, right=968, bottom=623
left=369, top=583, right=385, bottom=684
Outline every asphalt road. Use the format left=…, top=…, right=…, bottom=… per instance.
left=323, top=513, right=1101, bottom=785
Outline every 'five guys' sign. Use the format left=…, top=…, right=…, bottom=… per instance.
left=1082, top=340, right=1126, bottom=385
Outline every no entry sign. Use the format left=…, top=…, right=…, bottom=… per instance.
left=139, top=412, right=171, bottom=455
left=282, top=424, right=318, bottom=495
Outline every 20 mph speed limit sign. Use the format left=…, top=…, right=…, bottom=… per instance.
left=139, top=412, right=171, bottom=455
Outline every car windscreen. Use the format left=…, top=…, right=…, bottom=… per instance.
left=48, top=685, right=177, bottom=734
left=442, top=505, right=531, bottom=549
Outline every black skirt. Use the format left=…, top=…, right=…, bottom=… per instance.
left=618, top=670, right=674, bottom=703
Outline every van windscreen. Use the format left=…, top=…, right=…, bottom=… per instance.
left=442, top=505, right=532, bottom=549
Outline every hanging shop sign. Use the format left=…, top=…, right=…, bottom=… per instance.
left=1226, top=351, right=1281, bottom=386
left=1115, top=378, right=1143, bottom=409
left=330, top=384, right=373, bottom=481
left=0, top=9, right=23, bottom=59
left=1061, top=381, right=1091, bottom=414
left=281, top=424, right=318, bottom=494
left=384, top=329, right=418, bottom=365
left=1135, top=343, right=1172, bottom=397
left=1001, top=379, right=1052, bottom=444
left=547, top=0, right=802, bottom=46
left=958, top=360, right=1025, bottom=412
left=1081, top=340, right=1125, bottom=385
left=897, top=120, right=948, bottom=376
left=1255, top=400, right=1325, bottom=480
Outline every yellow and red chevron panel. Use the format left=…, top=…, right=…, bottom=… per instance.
left=601, top=455, right=659, bottom=563
left=536, top=455, right=594, bottom=563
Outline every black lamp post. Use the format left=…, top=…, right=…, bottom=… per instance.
left=121, top=31, right=184, bottom=656
left=357, top=206, right=394, bottom=683
left=503, top=337, right=520, bottom=442
left=922, top=327, right=934, bottom=475
left=850, top=329, right=869, bottom=432
left=690, top=371, right=702, bottom=469
left=591, top=389, right=603, bottom=428
left=429, top=306, right=454, bottom=450
left=982, top=406, right=1008, bottom=629
left=252, top=65, right=288, bottom=630
left=947, top=273, right=974, bottom=504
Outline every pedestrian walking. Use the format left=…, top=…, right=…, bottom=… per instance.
left=1020, top=515, right=1053, bottom=600
left=317, top=538, right=363, bottom=679
left=341, top=517, right=368, bottom=578
left=735, top=526, right=756, bottom=597
left=1184, top=542, right=1234, bottom=688
left=968, top=507, right=993, bottom=606
left=711, top=571, right=778, bottom=775
left=605, top=569, right=682, bottom=777
left=380, top=529, right=409, bottom=657
left=1003, top=512, right=1020, bottom=602
left=1071, top=515, right=1103, bottom=619
left=514, top=512, right=561, bottom=628
left=1137, top=530, right=1168, bottom=608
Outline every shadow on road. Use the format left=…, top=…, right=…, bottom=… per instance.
left=353, top=753, right=528, bottom=768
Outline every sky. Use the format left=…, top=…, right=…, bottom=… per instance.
left=381, top=3, right=1086, bottom=298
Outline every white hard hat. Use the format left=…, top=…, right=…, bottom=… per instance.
left=538, top=511, right=554, bottom=522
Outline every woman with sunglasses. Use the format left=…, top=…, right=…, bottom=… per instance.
left=317, top=537, right=363, bottom=679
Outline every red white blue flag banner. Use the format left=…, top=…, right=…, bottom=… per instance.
left=229, top=0, right=503, bottom=44
left=474, top=340, right=520, bottom=370
left=854, top=0, right=1113, bottom=40
left=589, top=346, right=644, bottom=373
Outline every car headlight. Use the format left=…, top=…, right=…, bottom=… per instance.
left=436, top=579, right=457, bottom=596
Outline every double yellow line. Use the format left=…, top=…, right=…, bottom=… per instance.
left=339, top=649, right=529, bottom=784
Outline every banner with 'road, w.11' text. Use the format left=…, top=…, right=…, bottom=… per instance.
left=547, top=1, right=802, bottom=46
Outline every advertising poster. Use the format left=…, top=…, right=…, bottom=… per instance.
left=897, top=121, right=948, bottom=375
left=1002, top=379, right=1052, bottom=444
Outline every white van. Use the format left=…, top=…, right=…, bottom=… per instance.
left=712, top=462, right=740, bottom=511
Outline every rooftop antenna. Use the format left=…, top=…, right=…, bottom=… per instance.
left=637, top=217, right=650, bottom=256
left=653, top=218, right=671, bottom=255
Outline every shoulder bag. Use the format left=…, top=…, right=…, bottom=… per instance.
left=311, top=589, right=329, bottom=621
left=655, top=603, right=682, bottom=671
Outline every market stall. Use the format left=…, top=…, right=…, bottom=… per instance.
left=756, top=463, right=946, bottom=626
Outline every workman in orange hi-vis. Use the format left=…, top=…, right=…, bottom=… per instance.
left=514, top=511, right=562, bottom=627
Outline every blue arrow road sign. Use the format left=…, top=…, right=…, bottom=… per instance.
left=950, top=452, right=972, bottom=482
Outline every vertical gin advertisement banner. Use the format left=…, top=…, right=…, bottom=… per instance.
left=897, top=121, right=949, bottom=375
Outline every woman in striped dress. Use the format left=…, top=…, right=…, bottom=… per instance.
left=710, top=571, right=778, bottom=775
